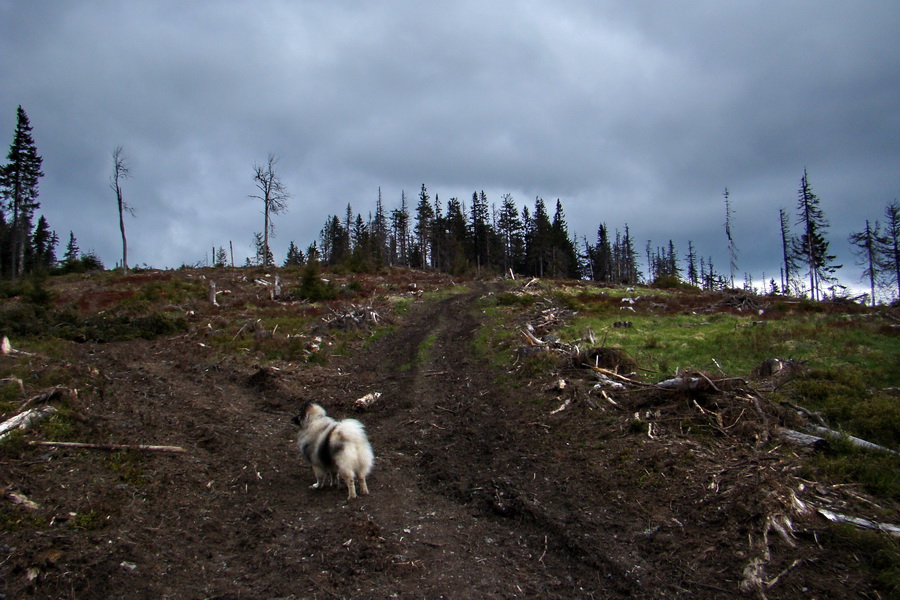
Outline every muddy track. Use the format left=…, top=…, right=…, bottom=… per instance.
left=351, top=284, right=645, bottom=598
left=5, top=282, right=871, bottom=599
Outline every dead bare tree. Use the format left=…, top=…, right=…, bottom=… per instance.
left=250, top=154, right=291, bottom=268
left=111, top=146, right=134, bottom=272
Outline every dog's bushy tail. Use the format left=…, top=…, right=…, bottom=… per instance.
left=334, top=419, right=374, bottom=477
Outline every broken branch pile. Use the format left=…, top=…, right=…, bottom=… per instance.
left=323, top=304, right=382, bottom=330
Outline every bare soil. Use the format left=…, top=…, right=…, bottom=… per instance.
left=0, top=277, right=892, bottom=599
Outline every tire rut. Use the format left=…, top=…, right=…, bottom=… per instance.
left=355, top=284, right=643, bottom=598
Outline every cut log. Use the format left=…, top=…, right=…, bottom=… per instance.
left=0, top=405, right=57, bottom=441
left=818, top=508, right=900, bottom=537
left=29, top=441, right=187, bottom=453
left=656, top=376, right=713, bottom=392
left=4, top=490, right=40, bottom=509
left=777, top=427, right=830, bottom=451
left=805, top=425, right=899, bottom=456
left=354, top=392, right=382, bottom=409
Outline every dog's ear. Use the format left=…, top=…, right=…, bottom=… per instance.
left=303, top=401, right=326, bottom=420
left=291, top=414, right=302, bottom=426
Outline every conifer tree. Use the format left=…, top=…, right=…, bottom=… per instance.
left=550, top=199, right=579, bottom=278
left=469, top=191, right=491, bottom=271
left=63, top=231, right=80, bottom=264
left=525, top=197, right=552, bottom=277
left=372, top=188, right=389, bottom=266
left=1, top=106, right=44, bottom=278
left=283, top=241, right=304, bottom=267
left=29, top=215, right=56, bottom=272
left=497, top=193, right=523, bottom=275
left=685, top=241, right=699, bottom=287
left=878, top=201, right=900, bottom=301
left=593, top=224, right=613, bottom=282
left=793, top=169, right=839, bottom=300
left=390, top=191, right=410, bottom=266
left=214, top=246, right=228, bottom=267
left=414, top=184, right=434, bottom=268
left=849, top=219, right=881, bottom=306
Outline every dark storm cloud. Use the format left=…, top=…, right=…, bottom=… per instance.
left=1, top=1, right=898, bottom=290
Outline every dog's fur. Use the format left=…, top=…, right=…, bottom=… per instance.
left=291, top=402, right=373, bottom=499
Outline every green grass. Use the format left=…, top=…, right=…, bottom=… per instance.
left=821, top=523, right=900, bottom=596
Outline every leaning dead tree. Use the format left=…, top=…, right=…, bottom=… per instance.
left=111, top=146, right=133, bottom=273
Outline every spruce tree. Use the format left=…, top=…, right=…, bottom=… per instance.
left=414, top=184, right=434, bottom=268
left=594, top=224, right=613, bottom=282
left=793, top=169, right=840, bottom=300
left=390, top=191, right=410, bottom=266
left=878, top=201, right=900, bottom=301
left=63, top=231, right=80, bottom=264
left=685, top=241, right=699, bottom=287
left=283, top=241, right=304, bottom=267
left=30, top=215, right=56, bottom=272
left=497, top=193, right=523, bottom=275
left=1, top=106, right=44, bottom=278
left=849, top=219, right=881, bottom=306
left=550, top=199, right=579, bottom=278
left=469, top=191, right=491, bottom=271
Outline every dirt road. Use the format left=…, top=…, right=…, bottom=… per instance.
left=1, top=283, right=880, bottom=598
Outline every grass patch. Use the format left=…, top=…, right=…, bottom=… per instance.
left=0, top=506, right=48, bottom=531
left=70, top=509, right=107, bottom=530
left=782, top=368, right=900, bottom=449
left=821, top=523, right=900, bottom=596
left=107, top=450, right=147, bottom=486
left=804, top=434, right=900, bottom=500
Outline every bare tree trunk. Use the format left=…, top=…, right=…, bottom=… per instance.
left=118, top=187, right=128, bottom=272
left=111, top=147, right=132, bottom=273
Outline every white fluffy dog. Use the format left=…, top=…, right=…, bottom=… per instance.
left=291, top=402, right=373, bottom=499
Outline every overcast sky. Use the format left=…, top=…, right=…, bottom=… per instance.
left=2, top=1, right=898, bottom=290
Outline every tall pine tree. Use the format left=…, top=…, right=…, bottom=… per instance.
left=878, top=201, right=900, bottom=301
left=1, top=106, right=44, bottom=278
left=793, top=169, right=839, bottom=300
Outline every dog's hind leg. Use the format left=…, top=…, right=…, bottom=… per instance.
left=311, top=466, right=330, bottom=489
left=339, top=469, right=357, bottom=499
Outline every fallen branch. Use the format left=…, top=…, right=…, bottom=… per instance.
left=549, top=398, right=572, bottom=415
left=519, top=328, right=546, bottom=347
left=17, top=387, right=69, bottom=413
left=29, top=441, right=187, bottom=453
left=583, top=365, right=651, bottom=387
